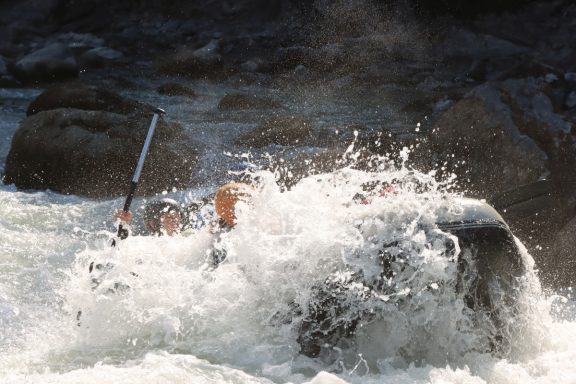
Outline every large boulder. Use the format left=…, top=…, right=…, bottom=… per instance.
left=156, top=40, right=225, bottom=79
left=78, top=46, right=123, bottom=69
left=415, top=82, right=549, bottom=199
left=26, top=83, right=151, bottom=116
left=544, top=216, right=576, bottom=288
left=414, top=79, right=576, bottom=287
left=235, top=116, right=314, bottom=148
left=2, top=108, right=197, bottom=198
left=11, top=43, right=78, bottom=84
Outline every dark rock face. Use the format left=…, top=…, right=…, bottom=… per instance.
left=414, top=78, right=576, bottom=287
left=78, top=46, right=123, bottom=69
left=217, top=93, right=281, bottom=110
left=236, top=116, right=313, bottom=147
left=416, top=76, right=576, bottom=202
left=546, top=217, right=576, bottom=287
left=3, top=109, right=197, bottom=198
left=415, top=83, right=549, bottom=199
left=11, top=43, right=78, bottom=83
left=26, top=83, right=152, bottom=116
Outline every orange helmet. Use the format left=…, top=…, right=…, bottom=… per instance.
left=214, top=182, right=253, bottom=227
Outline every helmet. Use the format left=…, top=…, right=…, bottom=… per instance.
left=143, top=198, right=184, bottom=235
left=214, top=182, right=253, bottom=228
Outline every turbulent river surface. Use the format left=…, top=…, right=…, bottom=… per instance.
left=1, top=76, right=575, bottom=384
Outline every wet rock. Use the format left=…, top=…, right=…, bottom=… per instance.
left=414, top=83, right=549, bottom=199
left=312, top=123, right=369, bottom=148
left=51, top=32, right=105, bottom=52
left=466, top=55, right=562, bottom=83
left=273, top=44, right=345, bottom=74
left=3, top=108, right=197, bottom=198
left=268, top=149, right=345, bottom=190
left=414, top=79, right=576, bottom=282
left=78, top=47, right=123, bottom=68
left=26, top=83, right=152, bottom=116
left=157, top=82, right=196, bottom=97
left=292, top=64, right=312, bottom=82
left=11, top=42, right=78, bottom=83
left=240, top=59, right=265, bottom=73
left=0, top=77, right=21, bottom=87
left=0, top=55, right=18, bottom=87
left=217, top=93, right=281, bottom=111
left=273, top=46, right=310, bottom=72
left=157, top=40, right=225, bottom=79
left=0, top=56, right=7, bottom=76
left=545, top=216, right=576, bottom=287
left=235, top=116, right=313, bottom=148
left=498, top=78, right=576, bottom=186
left=442, top=29, right=533, bottom=61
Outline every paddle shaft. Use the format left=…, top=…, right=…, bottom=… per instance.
left=116, top=108, right=165, bottom=240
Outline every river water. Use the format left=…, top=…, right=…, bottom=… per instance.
left=0, top=77, right=575, bottom=384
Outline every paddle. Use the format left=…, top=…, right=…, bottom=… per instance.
left=113, top=107, right=166, bottom=245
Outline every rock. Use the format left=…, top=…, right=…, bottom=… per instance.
left=312, top=123, right=369, bottom=148
left=441, top=29, right=532, bottom=61
left=11, top=43, right=78, bottom=83
left=157, top=40, right=225, bottom=79
left=273, top=46, right=311, bottom=72
left=0, top=76, right=21, bottom=88
left=217, top=93, right=281, bottom=110
left=78, top=47, right=123, bottom=68
left=566, top=91, right=576, bottom=109
left=235, top=116, right=314, bottom=148
left=51, top=32, right=105, bottom=54
left=498, top=78, right=576, bottom=190
left=240, top=59, right=264, bottom=73
left=0, top=56, right=17, bottom=87
left=466, top=55, right=558, bottom=82
left=292, top=64, right=312, bottom=82
left=545, top=216, right=576, bottom=287
left=157, top=82, right=196, bottom=97
left=273, top=44, right=345, bottom=74
left=26, top=83, right=151, bottom=116
left=414, top=80, right=576, bottom=283
left=0, top=56, right=7, bottom=76
left=414, top=82, right=549, bottom=199
left=268, top=149, right=345, bottom=190
left=2, top=109, right=197, bottom=198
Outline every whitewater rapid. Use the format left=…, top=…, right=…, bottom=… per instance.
left=1, top=163, right=575, bottom=384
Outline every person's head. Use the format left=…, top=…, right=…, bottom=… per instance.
left=143, top=198, right=184, bottom=236
left=214, top=182, right=253, bottom=228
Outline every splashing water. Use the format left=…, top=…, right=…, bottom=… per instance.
left=1, top=158, right=575, bottom=384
